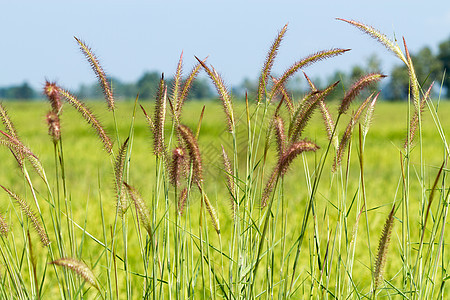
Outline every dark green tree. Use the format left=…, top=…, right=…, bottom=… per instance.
left=437, top=37, right=450, bottom=97
left=137, top=71, right=161, bottom=99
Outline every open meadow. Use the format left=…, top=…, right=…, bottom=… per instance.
left=0, top=97, right=449, bottom=299
left=0, top=19, right=449, bottom=300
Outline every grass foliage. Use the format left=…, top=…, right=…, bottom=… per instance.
left=0, top=19, right=449, bottom=299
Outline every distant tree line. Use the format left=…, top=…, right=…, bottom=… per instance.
left=1, top=35, right=449, bottom=101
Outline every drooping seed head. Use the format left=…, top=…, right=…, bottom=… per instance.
left=339, top=73, right=386, bottom=115
left=1, top=185, right=50, bottom=247
left=278, top=140, right=319, bottom=176
left=58, top=87, right=113, bottom=153
left=50, top=257, right=99, bottom=290
left=337, top=18, right=407, bottom=65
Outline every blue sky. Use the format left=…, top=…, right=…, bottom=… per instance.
left=1, top=1, right=449, bottom=91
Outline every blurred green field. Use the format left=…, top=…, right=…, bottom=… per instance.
left=0, top=98, right=449, bottom=297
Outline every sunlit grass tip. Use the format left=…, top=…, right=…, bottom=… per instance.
left=74, top=36, right=115, bottom=111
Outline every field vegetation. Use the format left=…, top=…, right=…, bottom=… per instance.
left=0, top=19, right=449, bottom=299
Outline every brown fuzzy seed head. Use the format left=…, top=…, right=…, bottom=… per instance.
left=279, top=140, right=319, bottom=176
left=46, top=111, right=61, bottom=142
left=178, top=124, right=203, bottom=185
left=170, top=147, right=188, bottom=187
left=339, top=73, right=386, bottom=115
left=44, top=81, right=62, bottom=113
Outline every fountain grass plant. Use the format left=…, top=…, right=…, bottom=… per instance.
left=0, top=19, right=448, bottom=299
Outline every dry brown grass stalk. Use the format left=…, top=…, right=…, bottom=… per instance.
left=1, top=186, right=50, bottom=247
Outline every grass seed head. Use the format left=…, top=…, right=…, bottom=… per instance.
left=46, top=111, right=61, bottom=143
left=339, top=73, right=386, bottom=115
left=50, top=257, right=99, bottom=290
left=1, top=186, right=50, bottom=247
left=373, top=205, right=395, bottom=292
left=178, top=124, right=203, bottom=185
left=43, top=81, right=62, bottom=113
left=74, top=37, right=115, bottom=111
left=0, top=213, right=9, bottom=237
left=170, top=146, right=188, bottom=187
left=58, top=87, right=113, bottom=153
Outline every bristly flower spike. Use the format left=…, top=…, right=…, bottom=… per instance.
left=170, top=147, right=188, bottom=187
left=178, top=124, right=203, bottom=185
left=1, top=185, right=50, bottom=247
left=58, top=87, right=113, bottom=153
left=153, top=74, right=167, bottom=157
left=404, top=83, right=433, bottom=150
left=43, top=81, right=62, bottom=113
left=270, top=48, right=350, bottom=101
left=46, top=111, right=61, bottom=143
left=373, top=205, right=395, bottom=293
left=74, top=37, right=115, bottom=111
left=195, top=57, right=235, bottom=132
left=221, top=145, right=235, bottom=218
left=0, top=213, right=9, bottom=237
left=338, top=73, right=386, bottom=115
left=50, top=258, right=99, bottom=291
left=257, top=23, right=288, bottom=103
left=337, top=18, right=407, bottom=65
left=333, top=93, right=374, bottom=172
left=403, top=37, right=420, bottom=108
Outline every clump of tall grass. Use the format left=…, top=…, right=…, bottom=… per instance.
left=0, top=19, right=447, bottom=300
